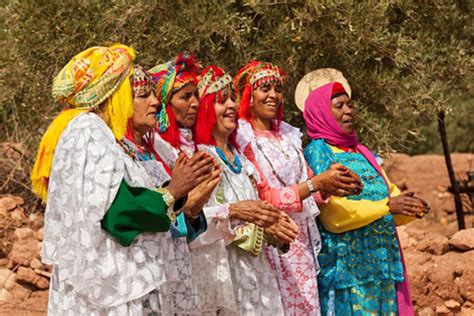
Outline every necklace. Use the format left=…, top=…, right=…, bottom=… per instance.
left=119, top=139, right=154, bottom=162
left=215, top=145, right=242, bottom=174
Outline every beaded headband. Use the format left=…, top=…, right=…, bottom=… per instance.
left=198, top=68, right=233, bottom=98
left=131, top=65, right=156, bottom=97
left=249, top=64, right=284, bottom=89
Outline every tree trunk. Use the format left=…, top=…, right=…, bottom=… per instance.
left=438, top=110, right=465, bottom=230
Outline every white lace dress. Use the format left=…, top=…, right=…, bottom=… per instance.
left=236, top=119, right=322, bottom=316
left=42, top=113, right=179, bottom=315
left=189, top=144, right=284, bottom=316
left=122, top=138, right=202, bottom=315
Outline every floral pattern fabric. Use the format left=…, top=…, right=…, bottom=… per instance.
left=236, top=119, right=322, bottom=316
left=42, top=113, right=178, bottom=314
left=304, top=139, right=404, bottom=316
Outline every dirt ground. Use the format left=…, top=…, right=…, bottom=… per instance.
left=0, top=149, right=472, bottom=315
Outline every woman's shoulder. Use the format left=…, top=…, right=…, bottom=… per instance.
left=304, top=139, right=329, bottom=155
left=279, top=121, right=302, bottom=146
left=59, top=112, right=115, bottom=149
left=235, top=118, right=255, bottom=150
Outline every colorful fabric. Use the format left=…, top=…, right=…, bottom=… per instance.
left=31, top=44, right=136, bottom=202
left=41, top=112, right=179, bottom=314
left=197, top=65, right=233, bottom=98
left=233, top=61, right=286, bottom=129
left=236, top=118, right=322, bottom=316
left=304, top=139, right=405, bottom=316
left=149, top=53, right=200, bottom=132
left=303, top=82, right=388, bottom=190
left=320, top=279, right=398, bottom=316
left=52, top=44, right=134, bottom=109
left=131, top=64, right=156, bottom=97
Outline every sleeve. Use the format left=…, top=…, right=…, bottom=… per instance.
left=101, top=180, right=171, bottom=247
left=185, top=211, right=208, bottom=242
left=381, top=169, right=417, bottom=226
left=189, top=204, right=236, bottom=248
left=304, top=139, right=333, bottom=176
left=244, top=143, right=303, bottom=213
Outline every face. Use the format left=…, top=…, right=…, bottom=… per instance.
left=330, top=94, right=356, bottom=134
left=132, top=88, right=159, bottom=135
left=169, top=83, right=199, bottom=128
left=251, top=82, right=283, bottom=121
left=213, top=92, right=237, bottom=139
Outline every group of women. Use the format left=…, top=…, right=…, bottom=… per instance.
left=32, top=44, right=430, bottom=316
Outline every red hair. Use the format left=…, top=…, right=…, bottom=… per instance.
left=194, top=65, right=239, bottom=149
left=234, top=61, right=286, bottom=131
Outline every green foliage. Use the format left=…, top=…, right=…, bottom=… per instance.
left=1, top=0, right=472, bottom=159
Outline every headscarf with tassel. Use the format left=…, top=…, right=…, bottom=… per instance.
left=233, top=61, right=285, bottom=130
left=31, top=44, right=135, bottom=202
left=149, top=52, right=201, bottom=133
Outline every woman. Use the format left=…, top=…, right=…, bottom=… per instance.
left=301, top=76, right=429, bottom=315
left=31, top=45, right=212, bottom=314
left=234, top=61, right=361, bottom=315
left=121, top=65, right=215, bottom=314
left=149, top=53, right=219, bottom=217
left=190, top=65, right=299, bottom=315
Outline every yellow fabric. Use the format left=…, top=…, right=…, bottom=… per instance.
left=52, top=44, right=135, bottom=109
left=31, top=109, right=85, bottom=201
left=319, top=148, right=416, bottom=233
left=320, top=197, right=391, bottom=234
left=32, top=44, right=136, bottom=202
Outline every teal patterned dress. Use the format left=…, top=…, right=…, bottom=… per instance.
left=304, top=139, right=404, bottom=316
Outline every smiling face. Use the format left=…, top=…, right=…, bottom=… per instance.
left=251, top=82, right=283, bottom=122
left=169, top=83, right=199, bottom=128
left=213, top=92, right=237, bottom=140
left=330, top=94, right=356, bottom=134
left=132, top=88, right=160, bottom=136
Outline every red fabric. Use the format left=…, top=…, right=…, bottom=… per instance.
left=243, top=143, right=302, bottom=213
left=331, top=82, right=347, bottom=98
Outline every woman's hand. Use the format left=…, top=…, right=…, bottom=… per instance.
left=167, top=151, right=216, bottom=199
left=389, top=191, right=430, bottom=218
left=182, top=167, right=221, bottom=218
left=229, top=200, right=281, bottom=228
left=312, top=163, right=362, bottom=198
left=264, top=212, right=299, bottom=244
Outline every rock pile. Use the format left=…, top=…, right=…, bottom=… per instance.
left=0, top=195, right=48, bottom=313
left=399, top=226, right=474, bottom=316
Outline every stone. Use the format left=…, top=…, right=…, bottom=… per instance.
left=0, top=288, right=13, bottom=302
left=418, top=307, right=435, bottom=316
left=0, top=195, right=23, bottom=212
left=450, top=228, right=474, bottom=251
left=445, top=299, right=461, bottom=312
left=9, top=282, right=32, bottom=302
left=23, top=290, right=48, bottom=310
left=16, top=267, right=49, bottom=290
left=415, top=231, right=450, bottom=255
left=435, top=305, right=450, bottom=315
left=0, top=268, right=17, bottom=290
left=28, top=213, right=44, bottom=230
left=36, top=227, right=44, bottom=241
left=8, top=238, right=41, bottom=267
left=0, top=258, right=8, bottom=267
left=14, top=227, right=35, bottom=240
left=34, top=269, right=51, bottom=279
left=457, top=251, right=474, bottom=302
left=9, top=207, right=27, bottom=223
left=30, top=258, right=44, bottom=270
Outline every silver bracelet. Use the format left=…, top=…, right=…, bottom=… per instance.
left=306, top=179, right=316, bottom=193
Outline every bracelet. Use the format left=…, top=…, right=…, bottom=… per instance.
left=306, top=179, right=317, bottom=193
left=155, top=188, right=177, bottom=221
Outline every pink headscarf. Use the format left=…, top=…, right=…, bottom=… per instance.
left=304, top=81, right=414, bottom=316
left=303, top=82, right=388, bottom=188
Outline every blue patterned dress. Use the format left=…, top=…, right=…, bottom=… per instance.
left=304, top=139, right=404, bottom=316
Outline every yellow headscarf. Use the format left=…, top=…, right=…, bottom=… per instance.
left=31, top=44, right=136, bottom=202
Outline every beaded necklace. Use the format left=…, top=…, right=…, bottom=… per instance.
left=215, top=145, right=242, bottom=174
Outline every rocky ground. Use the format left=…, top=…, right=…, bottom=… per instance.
left=0, top=146, right=473, bottom=315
